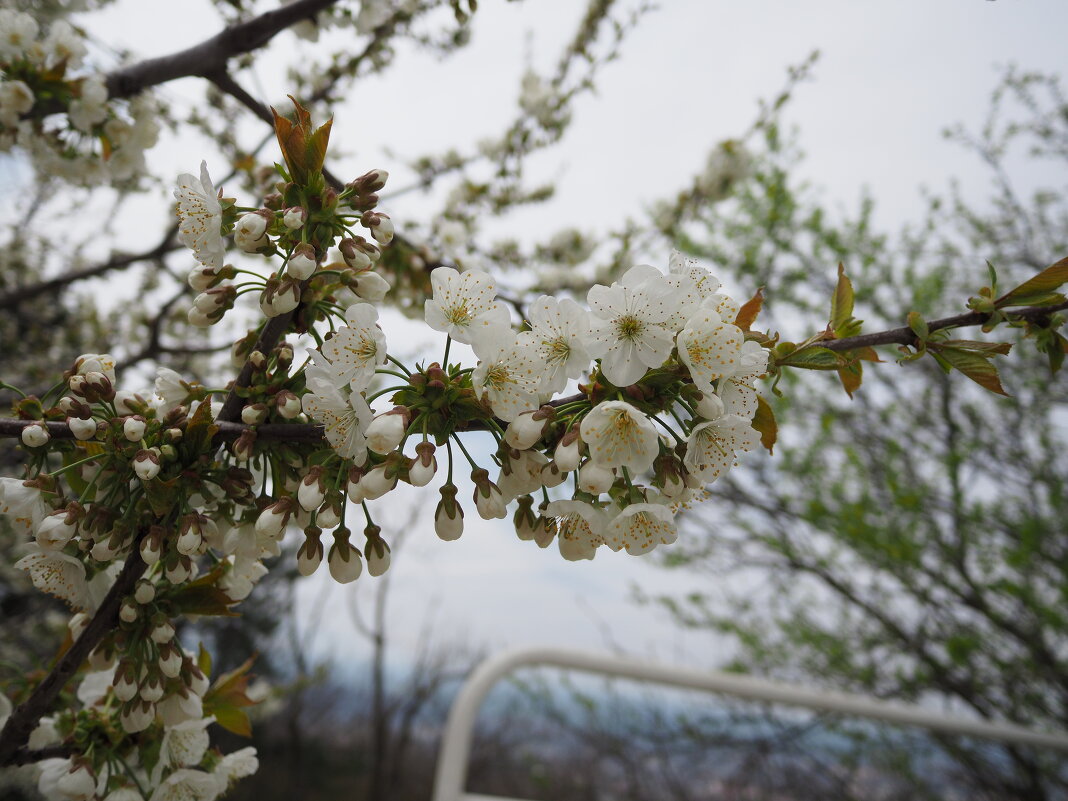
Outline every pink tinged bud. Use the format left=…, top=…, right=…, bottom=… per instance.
left=694, top=391, right=725, bottom=420
left=67, top=416, right=97, bottom=441
left=275, top=390, right=302, bottom=419
left=578, top=461, right=615, bottom=495
left=355, top=271, right=390, bottom=302
left=297, top=469, right=326, bottom=512
left=366, top=409, right=409, bottom=454
left=408, top=442, right=437, bottom=487
left=36, top=513, right=77, bottom=550
left=297, top=530, right=324, bottom=576
left=283, top=206, right=307, bottom=230
left=133, top=449, right=161, bottom=481
left=360, top=465, right=397, bottom=500
left=328, top=534, right=363, bottom=584
left=505, top=412, right=546, bottom=450
left=123, top=417, right=146, bottom=441
left=21, top=423, right=49, bottom=448
left=119, top=601, right=138, bottom=624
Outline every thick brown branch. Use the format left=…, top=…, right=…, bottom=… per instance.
left=822, top=300, right=1068, bottom=352
left=0, top=541, right=148, bottom=766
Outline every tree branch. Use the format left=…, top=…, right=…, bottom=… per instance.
left=821, top=300, right=1068, bottom=352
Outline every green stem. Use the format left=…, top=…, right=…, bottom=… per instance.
left=450, top=434, right=479, bottom=469
left=443, top=335, right=452, bottom=367
left=385, top=355, right=412, bottom=375
left=48, top=453, right=106, bottom=478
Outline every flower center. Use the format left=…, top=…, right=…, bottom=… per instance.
left=545, top=337, right=571, bottom=362
left=444, top=301, right=474, bottom=327
left=486, top=364, right=511, bottom=389
left=615, top=314, right=645, bottom=341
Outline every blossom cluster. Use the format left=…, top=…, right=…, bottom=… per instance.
left=2, top=352, right=264, bottom=800
left=0, top=115, right=768, bottom=798
left=0, top=9, right=161, bottom=185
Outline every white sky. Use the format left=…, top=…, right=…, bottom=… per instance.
left=39, top=0, right=1068, bottom=675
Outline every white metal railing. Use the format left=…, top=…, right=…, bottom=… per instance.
left=431, top=646, right=1068, bottom=801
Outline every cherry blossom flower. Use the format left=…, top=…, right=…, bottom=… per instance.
left=545, top=500, right=607, bottom=562
left=685, top=413, right=759, bottom=484
left=174, top=163, right=225, bottom=270
left=586, top=264, right=682, bottom=387
left=302, top=382, right=373, bottom=462
left=424, top=266, right=510, bottom=358
left=602, top=503, right=678, bottom=555
left=148, top=769, right=222, bottom=801
left=580, top=400, right=660, bottom=474
left=517, top=296, right=594, bottom=393
left=14, top=545, right=88, bottom=610
left=471, top=336, right=541, bottom=422
left=213, top=748, right=259, bottom=788
left=676, top=309, right=745, bottom=396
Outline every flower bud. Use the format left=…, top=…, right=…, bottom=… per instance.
left=316, top=499, right=341, bottom=529
left=123, top=416, right=147, bottom=442
left=21, top=423, right=49, bottom=448
left=360, top=465, right=397, bottom=500
left=365, top=407, right=410, bottom=454
left=578, top=461, right=614, bottom=495
left=354, top=270, right=390, bottom=302
left=540, top=461, right=566, bottom=489
left=297, top=528, right=324, bottom=576
left=133, top=449, right=161, bottom=481
left=275, top=389, right=302, bottom=419
left=285, top=245, right=317, bottom=282
left=362, top=211, right=394, bottom=245
left=241, top=403, right=268, bottom=425
left=513, top=495, right=538, bottom=541
left=256, top=497, right=296, bottom=538
left=119, top=600, right=139, bottom=624
left=694, top=391, right=725, bottom=420
left=471, top=469, right=507, bottom=520
left=553, top=431, right=582, bottom=472
left=272, top=279, right=302, bottom=315
left=505, top=411, right=547, bottom=450
left=36, top=513, right=77, bottom=550
left=139, top=673, right=165, bottom=703
left=158, top=644, right=182, bottom=678
left=339, top=237, right=373, bottom=272
left=151, top=618, right=176, bottom=644
left=140, top=526, right=164, bottom=565
left=297, top=467, right=327, bottom=512
left=134, top=579, right=155, bottom=604
left=407, top=441, right=437, bottom=487
left=283, top=206, right=307, bottom=230
left=113, top=664, right=139, bottom=703
left=120, top=700, right=154, bottom=734
left=327, top=530, right=362, bottom=584
left=364, top=526, right=390, bottom=577
left=68, top=416, right=97, bottom=441
left=435, top=484, right=464, bottom=541
left=234, top=211, right=270, bottom=252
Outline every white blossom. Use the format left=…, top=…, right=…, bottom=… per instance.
left=580, top=400, right=660, bottom=474
left=175, top=163, right=225, bottom=270
left=685, top=414, right=759, bottom=484
left=471, top=336, right=540, bottom=422
left=148, top=769, right=222, bottom=801
left=424, top=266, right=510, bottom=358
left=15, top=545, right=88, bottom=610
left=302, top=383, right=373, bottom=462
left=545, top=500, right=607, bottom=561
left=677, top=309, right=745, bottom=396
left=517, top=296, right=594, bottom=393
left=586, top=265, right=681, bottom=386
left=602, top=503, right=678, bottom=555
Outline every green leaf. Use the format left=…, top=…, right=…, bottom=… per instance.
left=752, top=396, right=777, bottom=454
left=907, top=311, right=928, bottom=340
left=170, top=570, right=239, bottom=617
left=213, top=707, right=252, bottom=738
left=932, top=346, right=1009, bottom=396
left=830, top=263, right=857, bottom=336
left=181, top=399, right=218, bottom=462
left=986, top=260, right=998, bottom=295
left=996, top=255, right=1068, bottom=307
left=198, top=643, right=212, bottom=678
left=779, top=346, right=850, bottom=371
left=938, top=339, right=1012, bottom=356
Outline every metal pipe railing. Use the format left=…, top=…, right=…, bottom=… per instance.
left=431, top=645, right=1068, bottom=801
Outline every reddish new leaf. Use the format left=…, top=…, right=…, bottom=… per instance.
left=734, top=287, right=764, bottom=332
left=752, top=395, right=777, bottom=454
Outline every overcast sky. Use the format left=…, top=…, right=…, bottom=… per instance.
left=63, top=0, right=1068, bottom=676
